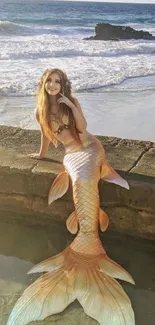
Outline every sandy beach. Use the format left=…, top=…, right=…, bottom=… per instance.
left=0, top=1, right=155, bottom=142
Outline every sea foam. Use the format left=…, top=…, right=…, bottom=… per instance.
left=0, top=33, right=155, bottom=96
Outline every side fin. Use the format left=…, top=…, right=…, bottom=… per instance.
left=66, top=211, right=78, bottom=234
left=101, top=160, right=129, bottom=190
left=99, top=209, right=109, bottom=232
left=48, top=171, right=69, bottom=205
left=98, top=255, right=135, bottom=285
left=27, top=250, right=66, bottom=274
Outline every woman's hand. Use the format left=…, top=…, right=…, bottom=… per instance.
left=57, top=93, right=74, bottom=109
left=27, top=153, right=45, bottom=159
left=58, top=95, right=87, bottom=133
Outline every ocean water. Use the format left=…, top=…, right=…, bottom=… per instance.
left=0, top=1, right=155, bottom=141
left=0, top=0, right=155, bottom=96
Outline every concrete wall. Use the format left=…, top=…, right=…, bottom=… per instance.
left=0, top=125, right=155, bottom=239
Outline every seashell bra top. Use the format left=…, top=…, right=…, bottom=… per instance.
left=50, top=109, right=94, bottom=151
left=50, top=110, right=72, bottom=147
left=51, top=113, right=70, bottom=135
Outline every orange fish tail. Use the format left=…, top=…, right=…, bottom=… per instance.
left=7, top=233, right=135, bottom=325
left=7, top=137, right=134, bottom=325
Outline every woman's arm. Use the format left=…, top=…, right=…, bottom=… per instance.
left=71, top=97, right=87, bottom=132
left=28, top=110, right=50, bottom=159
left=58, top=95, right=87, bottom=133
left=38, top=125, right=51, bottom=157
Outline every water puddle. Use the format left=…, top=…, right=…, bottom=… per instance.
left=0, top=217, right=154, bottom=325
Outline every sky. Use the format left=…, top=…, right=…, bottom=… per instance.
left=4, top=0, right=155, bottom=3
left=64, top=0, right=155, bottom=3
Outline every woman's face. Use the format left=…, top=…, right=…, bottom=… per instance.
left=45, top=72, right=61, bottom=96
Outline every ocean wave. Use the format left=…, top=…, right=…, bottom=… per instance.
left=0, top=25, right=155, bottom=96
left=1, top=65, right=155, bottom=96
left=0, top=20, right=35, bottom=36
left=102, top=15, right=155, bottom=26
left=0, top=38, right=155, bottom=61
left=0, top=20, right=93, bottom=37
left=1, top=80, right=155, bottom=97
left=0, top=19, right=154, bottom=40
left=11, top=14, right=155, bottom=27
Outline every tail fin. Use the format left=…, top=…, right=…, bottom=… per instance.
left=7, top=244, right=135, bottom=325
left=75, top=269, right=134, bottom=325
left=101, top=160, right=129, bottom=190
left=7, top=266, right=76, bottom=325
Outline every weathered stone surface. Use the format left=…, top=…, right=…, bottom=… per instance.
left=98, top=136, right=152, bottom=171
left=131, top=147, right=155, bottom=176
left=103, top=206, right=155, bottom=239
left=100, top=180, right=155, bottom=212
left=0, top=125, right=155, bottom=239
left=0, top=193, right=74, bottom=222
left=84, top=22, right=155, bottom=41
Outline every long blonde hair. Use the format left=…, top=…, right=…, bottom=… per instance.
left=36, top=68, right=81, bottom=143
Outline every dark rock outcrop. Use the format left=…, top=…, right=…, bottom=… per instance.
left=84, top=23, right=155, bottom=41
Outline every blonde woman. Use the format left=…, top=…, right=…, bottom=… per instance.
left=28, top=68, right=88, bottom=158
left=7, top=68, right=135, bottom=325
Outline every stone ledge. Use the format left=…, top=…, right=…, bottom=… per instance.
left=0, top=125, right=155, bottom=239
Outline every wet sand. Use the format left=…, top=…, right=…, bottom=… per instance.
left=0, top=85, right=155, bottom=142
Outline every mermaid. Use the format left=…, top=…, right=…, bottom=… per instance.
left=7, top=68, right=135, bottom=325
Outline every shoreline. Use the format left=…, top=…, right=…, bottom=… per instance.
left=1, top=85, right=155, bottom=142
